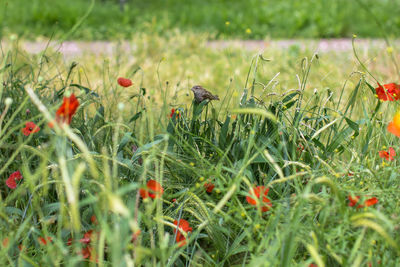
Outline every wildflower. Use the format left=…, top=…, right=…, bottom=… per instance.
left=375, top=83, right=400, bottom=101
left=117, top=77, right=133, bottom=88
left=173, top=219, right=192, bottom=247
left=388, top=111, right=400, bottom=137
left=246, top=186, right=272, bottom=212
left=169, top=108, right=181, bottom=118
left=81, top=246, right=94, bottom=259
left=131, top=229, right=141, bottom=242
left=139, top=179, right=164, bottom=199
left=204, top=182, right=215, bottom=193
left=309, top=264, right=318, bottom=267
left=38, top=236, right=52, bottom=245
left=225, top=21, right=230, bottom=26
left=6, top=171, right=23, bottom=189
left=379, top=147, right=396, bottom=161
left=348, top=195, right=378, bottom=208
left=51, top=93, right=79, bottom=126
left=80, top=230, right=93, bottom=244
left=245, top=28, right=252, bottom=34
left=67, top=238, right=73, bottom=246
left=22, top=121, right=40, bottom=136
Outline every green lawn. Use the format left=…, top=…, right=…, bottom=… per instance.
left=1, top=0, right=400, bottom=40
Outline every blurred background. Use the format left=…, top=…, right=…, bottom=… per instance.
left=0, top=0, right=399, bottom=40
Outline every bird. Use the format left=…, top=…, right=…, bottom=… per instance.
left=191, top=85, right=219, bottom=103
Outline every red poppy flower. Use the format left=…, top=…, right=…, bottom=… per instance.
left=67, top=238, right=73, bottom=246
left=53, top=93, right=80, bottom=126
left=204, top=182, right=215, bottom=193
left=388, top=111, right=400, bottom=137
left=365, top=197, right=378, bottom=207
left=22, top=121, right=40, bottom=136
left=81, top=245, right=93, bottom=259
left=348, top=195, right=378, bottom=208
left=117, top=77, right=133, bottom=87
left=173, top=219, right=192, bottom=247
left=375, top=83, right=400, bottom=101
left=80, top=230, right=93, bottom=244
left=139, top=179, right=164, bottom=199
left=348, top=195, right=361, bottom=208
left=379, top=147, right=396, bottom=161
left=38, top=236, right=52, bottom=245
left=6, top=170, right=23, bottom=189
left=246, top=186, right=272, bottom=212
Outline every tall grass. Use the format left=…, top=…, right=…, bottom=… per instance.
left=0, top=36, right=400, bottom=266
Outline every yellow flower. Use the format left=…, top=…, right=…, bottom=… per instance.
left=189, top=162, right=195, bottom=167
left=225, top=21, right=230, bottom=26
left=387, top=46, right=394, bottom=54
left=245, top=28, right=252, bottom=34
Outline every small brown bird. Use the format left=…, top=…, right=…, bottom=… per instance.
left=191, top=85, right=220, bottom=103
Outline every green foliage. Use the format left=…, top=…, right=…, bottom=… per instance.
left=1, top=0, right=400, bottom=40
left=1, top=41, right=400, bottom=266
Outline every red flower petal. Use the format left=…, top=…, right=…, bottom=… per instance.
left=146, top=180, right=164, bottom=199
left=365, top=197, right=378, bottom=207
left=117, top=77, right=133, bottom=88
left=22, top=121, right=40, bottom=136
left=204, top=182, right=215, bottom=193
left=173, top=219, right=192, bottom=247
left=348, top=195, right=360, bottom=207
left=375, top=83, right=400, bottom=101
left=55, top=94, right=80, bottom=125
left=6, top=176, right=17, bottom=189
left=80, top=230, right=93, bottom=244
left=246, top=186, right=272, bottom=212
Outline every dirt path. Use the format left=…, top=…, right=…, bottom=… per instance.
left=7, top=39, right=391, bottom=60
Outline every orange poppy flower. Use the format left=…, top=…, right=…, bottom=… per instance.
left=22, top=121, right=40, bottom=136
left=54, top=94, right=80, bottom=125
left=173, top=219, right=192, bottom=247
left=246, top=186, right=272, bottom=212
left=204, top=182, right=215, bottom=193
left=6, top=170, right=23, bottom=189
left=348, top=195, right=378, bottom=208
left=375, top=83, right=400, bottom=101
left=139, top=179, right=164, bottom=199
left=117, top=77, right=133, bottom=87
left=388, top=111, right=400, bottom=137
left=379, top=147, right=396, bottom=161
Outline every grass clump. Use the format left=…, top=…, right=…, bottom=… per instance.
left=1, top=38, right=400, bottom=266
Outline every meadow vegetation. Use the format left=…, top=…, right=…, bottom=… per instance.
left=1, top=32, right=400, bottom=266
left=2, top=0, right=400, bottom=264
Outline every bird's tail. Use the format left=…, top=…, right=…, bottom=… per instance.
left=213, top=95, right=220, bottom=100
